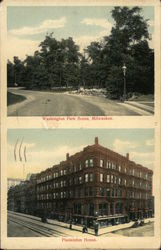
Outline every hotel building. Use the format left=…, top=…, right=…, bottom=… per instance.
left=8, top=137, right=153, bottom=227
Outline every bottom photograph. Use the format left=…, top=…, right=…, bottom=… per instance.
left=7, top=129, right=154, bottom=237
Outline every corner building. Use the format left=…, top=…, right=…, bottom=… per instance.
left=36, top=137, right=153, bottom=227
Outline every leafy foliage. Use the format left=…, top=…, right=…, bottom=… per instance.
left=7, top=7, right=154, bottom=99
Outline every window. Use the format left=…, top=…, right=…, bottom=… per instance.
left=107, top=161, right=111, bottom=168
left=61, top=181, right=63, bottom=187
left=111, top=175, right=114, bottom=183
left=78, top=176, right=82, bottom=184
left=85, top=173, right=88, bottom=182
left=118, top=165, right=121, bottom=172
left=74, top=177, right=77, bottom=184
left=132, top=180, right=135, bottom=187
left=70, top=166, right=73, bottom=173
left=79, top=163, right=82, bottom=170
left=100, top=159, right=104, bottom=167
left=85, top=187, right=88, bottom=196
left=112, top=163, right=116, bottom=169
left=61, top=192, right=63, bottom=198
left=139, top=171, right=142, bottom=178
left=64, top=169, right=67, bottom=175
left=78, top=188, right=82, bottom=197
left=100, top=173, right=104, bottom=182
left=85, top=160, right=88, bottom=167
left=114, top=176, right=117, bottom=184
left=107, top=174, right=110, bottom=183
left=69, top=190, right=73, bottom=198
left=124, top=179, right=127, bottom=186
left=89, top=173, right=93, bottom=182
left=132, top=169, right=135, bottom=176
left=125, top=167, right=127, bottom=173
left=69, top=178, right=73, bottom=185
left=99, top=187, right=104, bottom=196
left=89, top=159, right=94, bottom=167
left=89, top=187, right=93, bottom=196
left=118, top=177, right=121, bottom=185
left=112, top=189, right=114, bottom=197
left=60, top=170, right=63, bottom=176
left=107, top=188, right=110, bottom=197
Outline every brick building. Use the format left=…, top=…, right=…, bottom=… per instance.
left=7, top=178, right=23, bottom=191
left=8, top=137, right=153, bottom=227
left=8, top=174, right=37, bottom=215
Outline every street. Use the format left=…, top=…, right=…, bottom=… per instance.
left=7, top=88, right=146, bottom=116
left=8, top=211, right=154, bottom=237
left=8, top=211, right=85, bottom=237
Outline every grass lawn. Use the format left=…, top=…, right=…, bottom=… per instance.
left=7, top=92, right=26, bottom=106
left=129, top=94, right=154, bottom=102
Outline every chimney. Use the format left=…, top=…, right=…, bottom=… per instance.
left=66, top=153, right=69, bottom=160
left=126, top=153, right=129, bottom=160
left=95, top=137, right=99, bottom=145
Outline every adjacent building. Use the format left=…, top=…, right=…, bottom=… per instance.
left=8, top=137, right=153, bottom=227
left=8, top=174, right=37, bottom=215
left=7, top=178, right=24, bottom=191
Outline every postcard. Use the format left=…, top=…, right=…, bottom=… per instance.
left=0, top=0, right=161, bottom=249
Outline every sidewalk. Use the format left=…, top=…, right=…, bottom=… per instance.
left=118, top=101, right=154, bottom=115
left=8, top=211, right=154, bottom=236
left=47, top=217, right=154, bottom=236
left=125, top=101, right=154, bottom=114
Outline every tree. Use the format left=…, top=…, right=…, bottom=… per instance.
left=13, top=56, right=25, bottom=86
left=102, top=6, right=153, bottom=98
left=7, top=7, right=153, bottom=97
left=7, top=60, right=15, bottom=87
left=85, top=41, right=107, bottom=88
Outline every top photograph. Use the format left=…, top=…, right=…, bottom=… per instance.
left=7, top=5, right=155, bottom=116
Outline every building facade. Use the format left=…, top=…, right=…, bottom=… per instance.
left=7, top=178, right=24, bottom=191
left=8, top=138, right=153, bottom=227
left=8, top=174, right=37, bottom=215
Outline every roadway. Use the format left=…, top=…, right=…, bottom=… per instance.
left=8, top=211, right=154, bottom=237
left=8, top=211, right=85, bottom=237
left=7, top=88, right=146, bottom=116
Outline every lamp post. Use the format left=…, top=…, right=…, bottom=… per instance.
left=122, top=63, right=127, bottom=101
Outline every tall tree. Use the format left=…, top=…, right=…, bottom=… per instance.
left=13, top=56, right=25, bottom=86
left=7, top=60, right=15, bottom=87
left=103, top=6, right=153, bottom=98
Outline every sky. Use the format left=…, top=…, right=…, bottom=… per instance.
left=7, top=129, right=154, bottom=179
left=7, top=6, right=154, bottom=60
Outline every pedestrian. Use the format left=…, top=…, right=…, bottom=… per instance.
left=82, top=224, right=88, bottom=233
left=94, top=222, right=99, bottom=236
left=69, top=219, right=72, bottom=230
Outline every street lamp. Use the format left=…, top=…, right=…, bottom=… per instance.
left=122, top=63, right=127, bottom=101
